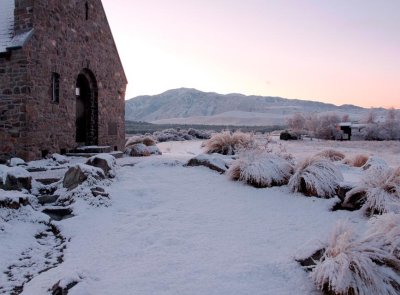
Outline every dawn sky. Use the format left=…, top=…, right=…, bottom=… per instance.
left=102, top=0, right=400, bottom=108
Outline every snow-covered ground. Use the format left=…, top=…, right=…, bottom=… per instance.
left=2, top=139, right=399, bottom=294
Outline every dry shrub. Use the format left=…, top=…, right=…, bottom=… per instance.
left=227, top=150, right=293, bottom=188
left=142, top=136, right=156, bottom=146
left=125, top=135, right=156, bottom=148
left=204, top=131, right=254, bottom=155
left=316, top=149, right=345, bottom=161
left=288, top=156, right=343, bottom=198
left=311, top=218, right=400, bottom=295
left=343, top=166, right=400, bottom=215
left=343, top=154, right=369, bottom=167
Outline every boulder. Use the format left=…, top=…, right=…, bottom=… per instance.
left=51, top=153, right=69, bottom=165
left=86, top=153, right=116, bottom=178
left=186, top=154, right=231, bottom=173
left=8, top=157, right=26, bottom=167
left=0, top=165, right=32, bottom=191
left=51, top=280, right=78, bottom=295
left=336, top=182, right=355, bottom=201
left=127, top=143, right=162, bottom=157
left=63, top=164, right=105, bottom=190
left=91, top=186, right=109, bottom=198
left=0, top=190, right=31, bottom=209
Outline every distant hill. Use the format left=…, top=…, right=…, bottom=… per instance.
left=125, top=88, right=375, bottom=126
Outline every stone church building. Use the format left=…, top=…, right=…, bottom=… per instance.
left=0, top=0, right=127, bottom=161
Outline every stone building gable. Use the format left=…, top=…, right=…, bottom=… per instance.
left=0, top=0, right=127, bottom=161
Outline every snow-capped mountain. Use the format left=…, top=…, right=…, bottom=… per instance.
left=125, top=88, right=373, bottom=126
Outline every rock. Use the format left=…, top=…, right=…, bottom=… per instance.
left=91, top=186, right=109, bottom=198
left=86, top=153, right=116, bottom=178
left=51, top=153, right=69, bottom=164
left=43, top=208, right=74, bottom=221
left=186, top=154, right=231, bottom=173
left=127, top=143, right=150, bottom=157
left=126, top=143, right=161, bottom=157
left=296, top=248, right=325, bottom=271
left=336, top=182, right=355, bottom=201
left=63, top=164, right=105, bottom=190
left=51, top=280, right=78, bottom=295
left=0, top=166, right=32, bottom=191
left=36, top=178, right=61, bottom=185
left=0, top=191, right=31, bottom=209
left=147, top=145, right=162, bottom=155
left=8, top=157, right=26, bottom=167
left=341, top=187, right=366, bottom=210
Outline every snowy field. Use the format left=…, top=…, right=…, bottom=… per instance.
left=1, top=139, right=400, bottom=294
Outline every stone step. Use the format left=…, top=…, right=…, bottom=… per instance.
left=37, top=194, right=59, bottom=205
left=36, top=178, right=61, bottom=185
left=74, top=145, right=112, bottom=153
left=66, top=151, right=124, bottom=159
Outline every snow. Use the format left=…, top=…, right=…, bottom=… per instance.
left=8, top=157, right=26, bottom=167
left=1, top=139, right=398, bottom=294
left=0, top=165, right=30, bottom=184
left=0, top=0, right=14, bottom=53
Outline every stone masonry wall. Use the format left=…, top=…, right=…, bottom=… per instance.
left=0, top=48, right=31, bottom=162
left=1, top=0, right=127, bottom=161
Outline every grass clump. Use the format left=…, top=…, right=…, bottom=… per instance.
left=204, top=131, right=254, bottom=155
left=227, top=150, right=293, bottom=188
left=288, top=156, right=343, bottom=198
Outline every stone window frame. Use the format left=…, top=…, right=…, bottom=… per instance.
left=51, top=72, right=60, bottom=103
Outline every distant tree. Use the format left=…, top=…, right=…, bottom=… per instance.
left=286, top=113, right=305, bottom=132
left=341, top=114, right=350, bottom=122
left=383, top=108, right=400, bottom=140
left=362, top=109, right=376, bottom=124
left=315, top=113, right=341, bottom=140
left=304, top=113, right=319, bottom=138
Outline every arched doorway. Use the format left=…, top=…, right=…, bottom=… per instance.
left=75, top=69, right=98, bottom=145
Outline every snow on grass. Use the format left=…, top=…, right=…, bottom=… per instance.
left=344, top=166, right=400, bottom=215
left=316, top=149, right=346, bottom=161
left=311, top=218, right=400, bottom=295
left=289, top=156, right=344, bottom=198
left=228, top=150, right=293, bottom=187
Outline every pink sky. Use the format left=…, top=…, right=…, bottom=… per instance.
left=102, top=0, right=400, bottom=108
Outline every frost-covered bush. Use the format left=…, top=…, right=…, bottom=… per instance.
left=153, top=128, right=193, bottom=142
left=187, top=128, right=211, bottom=139
left=288, top=156, right=343, bottom=198
left=344, top=166, right=400, bottom=215
left=310, top=218, right=400, bottom=295
left=316, top=149, right=345, bottom=161
left=361, top=156, right=388, bottom=171
left=227, top=150, right=293, bottom=188
left=343, top=154, right=369, bottom=168
left=204, top=131, right=254, bottom=155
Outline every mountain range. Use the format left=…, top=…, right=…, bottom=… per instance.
left=125, top=88, right=378, bottom=126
